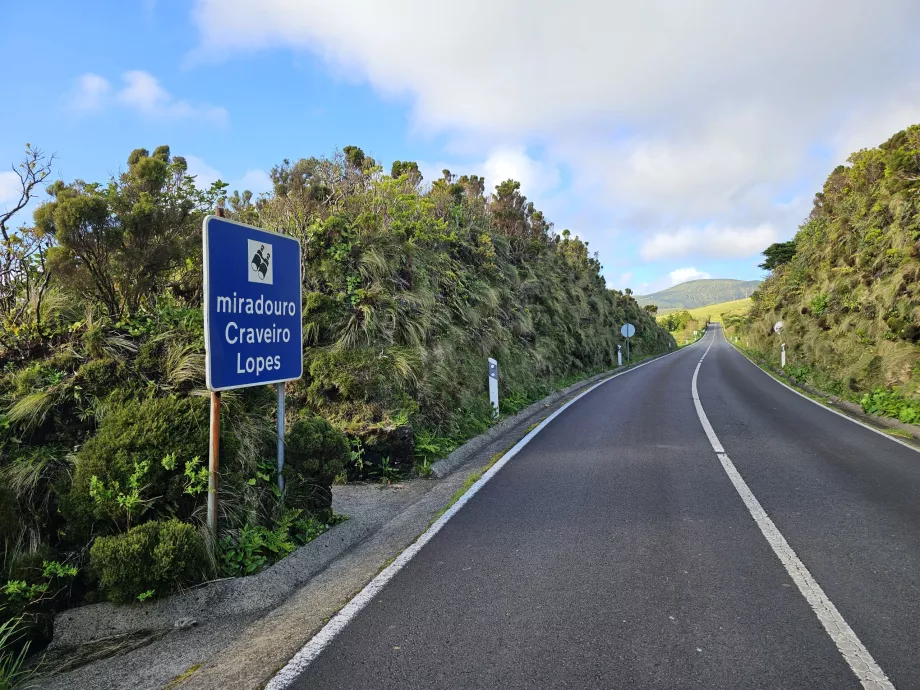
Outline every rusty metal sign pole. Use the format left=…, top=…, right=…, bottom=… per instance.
left=207, top=390, right=221, bottom=534
left=207, top=206, right=226, bottom=536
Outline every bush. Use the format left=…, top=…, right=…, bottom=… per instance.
left=89, top=519, right=209, bottom=604
left=860, top=388, right=920, bottom=424
left=68, top=395, right=208, bottom=533
left=283, top=415, right=349, bottom=516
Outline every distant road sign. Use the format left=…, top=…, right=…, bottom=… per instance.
left=203, top=216, right=303, bottom=391
left=621, top=323, right=636, bottom=338
left=774, top=321, right=784, bottom=333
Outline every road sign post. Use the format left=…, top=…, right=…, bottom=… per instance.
left=488, top=358, right=499, bottom=416
left=621, top=323, right=635, bottom=364
left=774, top=321, right=785, bottom=370
left=203, top=215, right=303, bottom=533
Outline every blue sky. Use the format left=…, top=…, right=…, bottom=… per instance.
left=3, top=0, right=919, bottom=296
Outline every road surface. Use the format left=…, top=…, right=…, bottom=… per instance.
left=276, top=325, right=920, bottom=689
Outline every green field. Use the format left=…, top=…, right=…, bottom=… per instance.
left=660, top=297, right=752, bottom=322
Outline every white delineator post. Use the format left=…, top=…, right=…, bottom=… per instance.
left=488, top=358, right=499, bottom=416
left=781, top=343, right=786, bottom=368
left=617, top=344, right=622, bottom=367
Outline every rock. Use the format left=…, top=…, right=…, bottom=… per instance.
left=174, top=617, right=198, bottom=630
left=362, top=424, right=414, bottom=470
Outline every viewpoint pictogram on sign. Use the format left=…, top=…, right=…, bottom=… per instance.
left=249, top=239, right=273, bottom=284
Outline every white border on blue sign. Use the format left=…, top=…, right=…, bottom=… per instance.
left=202, top=215, right=304, bottom=391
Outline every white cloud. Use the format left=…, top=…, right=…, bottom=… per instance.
left=185, top=158, right=274, bottom=195
left=641, top=225, right=777, bottom=261
left=233, top=169, right=273, bottom=195
left=418, top=146, right=559, bottom=204
left=190, top=0, right=920, bottom=262
left=185, top=155, right=222, bottom=188
left=669, top=268, right=711, bottom=285
left=481, top=146, right=560, bottom=199
left=116, top=71, right=228, bottom=123
left=69, top=73, right=111, bottom=112
left=67, top=71, right=227, bottom=124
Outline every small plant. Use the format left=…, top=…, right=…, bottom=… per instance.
left=89, top=460, right=153, bottom=530
left=348, top=437, right=365, bottom=474
left=1, top=581, right=48, bottom=605
left=810, top=293, right=829, bottom=315
left=500, top=391, right=531, bottom=415
left=0, top=610, right=32, bottom=690
left=137, top=590, right=155, bottom=602
left=378, top=456, right=400, bottom=485
left=219, top=510, right=348, bottom=577
left=161, top=453, right=208, bottom=497
left=415, top=457, right=434, bottom=478
left=413, top=430, right=455, bottom=464
left=860, top=388, right=920, bottom=425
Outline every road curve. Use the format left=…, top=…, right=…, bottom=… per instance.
left=276, top=325, right=920, bottom=689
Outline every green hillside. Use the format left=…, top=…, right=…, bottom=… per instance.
left=660, top=297, right=752, bottom=321
left=635, top=279, right=760, bottom=310
left=736, top=124, right=920, bottom=417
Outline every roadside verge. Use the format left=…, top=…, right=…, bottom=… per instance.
left=43, top=347, right=684, bottom=690
left=725, top=335, right=920, bottom=449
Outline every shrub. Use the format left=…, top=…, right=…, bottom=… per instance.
left=860, top=388, right=920, bottom=425
left=69, top=395, right=208, bottom=533
left=283, top=415, right=349, bottom=516
left=89, top=519, right=208, bottom=604
left=74, top=358, right=130, bottom=399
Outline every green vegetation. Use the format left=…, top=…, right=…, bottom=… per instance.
left=661, top=297, right=752, bottom=322
left=89, top=519, right=209, bottom=604
left=0, top=610, right=32, bottom=690
left=0, top=144, right=673, bottom=651
left=734, top=124, right=920, bottom=420
left=635, top=279, right=760, bottom=310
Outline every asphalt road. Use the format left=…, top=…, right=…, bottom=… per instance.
left=282, top=325, right=920, bottom=689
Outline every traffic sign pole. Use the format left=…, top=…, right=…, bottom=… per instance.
left=207, top=390, right=221, bottom=535
left=620, top=323, right=636, bottom=364
left=277, top=383, right=285, bottom=493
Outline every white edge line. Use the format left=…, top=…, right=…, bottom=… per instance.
left=694, top=331, right=894, bottom=690
left=722, top=329, right=920, bottom=455
left=266, top=344, right=690, bottom=689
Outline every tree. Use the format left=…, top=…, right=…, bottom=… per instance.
left=644, top=304, right=658, bottom=315
left=35, top=146, right=221, bottom=315
left=0, top=144, right=55, bottom=330
left=390, top=161, right=422, bottom=185
left=759, top=241, right=797, bottom=271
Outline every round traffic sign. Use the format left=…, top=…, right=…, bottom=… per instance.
left=621, top=323, right=636, bottom=338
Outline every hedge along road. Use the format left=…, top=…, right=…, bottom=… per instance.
left=270, top=325, right=920, bottom=689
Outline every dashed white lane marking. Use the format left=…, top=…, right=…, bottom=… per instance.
left=693, top=331, right=894, bottom=690
left=266, top=345, right=693, bottom=689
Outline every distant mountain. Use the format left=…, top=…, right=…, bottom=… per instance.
left=634, top=279, right=761, bottom=310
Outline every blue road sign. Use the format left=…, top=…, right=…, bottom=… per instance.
left=203, top=216, right=303, bottom=391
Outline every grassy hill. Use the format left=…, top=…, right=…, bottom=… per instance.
left=737, top=124, right=920, bottom=416
left=635, top=278, right=760, bottom=310
left=661, top=297, right=752, bottom=322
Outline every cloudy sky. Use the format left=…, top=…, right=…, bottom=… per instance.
left=3, top=1, right=920, bottom=294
